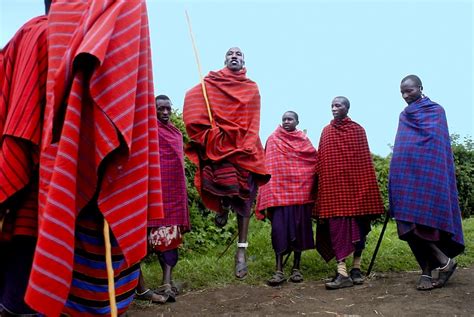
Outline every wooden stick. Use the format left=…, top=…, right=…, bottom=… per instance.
left=185, top=10, right=214, bottom=127
left=367, top=211, right=390, bottom=276
left=103, top=220, right=117, bottom=317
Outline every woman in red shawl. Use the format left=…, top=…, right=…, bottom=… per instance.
left=257, top=111, right=317, bottom=286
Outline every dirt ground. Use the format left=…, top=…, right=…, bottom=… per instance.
left=129, top=266, right=474, bottom=316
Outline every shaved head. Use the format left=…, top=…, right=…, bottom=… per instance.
left=333, top=96, right=350, bottom=109
left=401, top=74, right=423, bottom=87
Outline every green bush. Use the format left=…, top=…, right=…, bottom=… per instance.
left=451, top=134, right=474, bottom=218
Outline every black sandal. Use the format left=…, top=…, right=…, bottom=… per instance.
left=155, top=284, right=176, bottom=302
left=433, top=259, right=457, bottom=288
left=135, top=289, right=168, bottom=304
left=289, top=269, right=303, bottom=283
left=416, top=275, right=434, bottom=291
left=267, top=271, right=286, bottom=286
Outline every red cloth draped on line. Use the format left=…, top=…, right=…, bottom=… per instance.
left=314, top=117, right=383, bottom=218
left=183, top=67, right=269, bottom=212
left=24, top=1, right=163, bottom=315
left=148, top=120, right=190, bottom=231
left=0, top=16, right=48, bottom=239
left=256, top=126, right=317, bottom=217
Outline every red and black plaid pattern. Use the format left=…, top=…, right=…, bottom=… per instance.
left=0, top=16, right=47, bottom=239
left=148, top=121, right=189, bottom=231
left=314, top=118, right=383, bottom=218
left=183, top=67, right=269, bottom=212
left=257, top=126, right=317, bottom=216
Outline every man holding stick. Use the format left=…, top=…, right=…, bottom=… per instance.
left=183, top=47, right=269, bottom=279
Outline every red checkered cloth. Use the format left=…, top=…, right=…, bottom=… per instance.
left=24, top=1, right=163, bottom=315
left=183, top=67, right=269, bottom=212
left=314, top=117, right=383, bottom=218
left=148, top=121, right=189, bottom=231
left=256, top=126, right=317, bottom=218
left=0, top=16, right=48, bottom=239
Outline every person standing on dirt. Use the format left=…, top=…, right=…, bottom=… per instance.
left=389, top=74, right=465, bottom=290
left=183, top=47, right=270, bottom=279
left=314, top=96, right=384, bottom=290
left=256, top=111, right=317, bottom=286
left=135, top=95, right=191, bottom=304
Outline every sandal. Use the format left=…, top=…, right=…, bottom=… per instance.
left=416, top=275, right=434, bottom=291
left=135, top=289, right=168, bottom=304
left=432, top=258, right=457, bottom=288
left=267, top=271, right=286, bottom=286
left=155, top=283, right=176, bottom=302
left=289, top=269, right=303, bottom=283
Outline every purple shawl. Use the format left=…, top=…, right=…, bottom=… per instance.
left=148, top=121, right=190, bottom=231
left=389, top=97, right=464, bottom=251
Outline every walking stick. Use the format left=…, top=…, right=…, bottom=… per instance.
left=185, top=10, right=214, bottom=128
left=103, top=220, right=117, bottom=317
left=366, top=210, right=391, bottom=276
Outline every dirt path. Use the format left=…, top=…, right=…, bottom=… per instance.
left=129, top=266, right=473, bottom=316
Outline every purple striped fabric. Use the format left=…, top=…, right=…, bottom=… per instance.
left=389, top=97, right=464, bottom=253
left=148, top=121, right=189, bottom=230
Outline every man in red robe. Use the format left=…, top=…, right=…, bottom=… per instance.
left=183, top=47, right=269, bottom=279
left=136, top=95, right=190, bottom=303
left=0, top=2, right=49, bottom=314
left=314, top=96, right=384, bottom=290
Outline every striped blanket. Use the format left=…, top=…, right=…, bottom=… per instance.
left=24, top=1, right=163, bottom=315
left=389, top=97, right=464, bottom=249
left=256, top=125, right=317, bottom=216
left=0, top=15, right=48, bottom=239
left=183, top=67, right=269, bottom=212
left=148, top=121, right=189, bottom=231
left=314, top=117, right=383, bottom=218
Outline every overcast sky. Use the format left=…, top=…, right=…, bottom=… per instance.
left=1, top=0, right=472, bottom=156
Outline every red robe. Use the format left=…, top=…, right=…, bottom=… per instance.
left=314, top=117, right=383, bottom=218
left=256, top=126, right=317, bottom=217
left=183, top=67, right=269, bottom=212
left=0, top=16, right=48, bottom=239
left=24, top=1, right=163, bottom=315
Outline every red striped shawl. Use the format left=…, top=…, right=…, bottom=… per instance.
left=0, top=16, right=48, bottom=238
left=24, top=1, right=163, bottom=315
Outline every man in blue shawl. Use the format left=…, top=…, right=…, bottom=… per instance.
left=389, top=74, right=464, bottom=291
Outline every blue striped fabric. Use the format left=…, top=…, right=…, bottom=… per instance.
left=389, top=97, right=464, bottom=250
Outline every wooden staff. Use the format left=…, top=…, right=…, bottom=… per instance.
left=103, top=220, right=117, bottom=317
left=185, top=10, right=214, bottom=127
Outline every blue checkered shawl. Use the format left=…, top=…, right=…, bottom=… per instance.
left=389, top=97, right=464, bottom=248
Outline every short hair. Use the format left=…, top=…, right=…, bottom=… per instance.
left=334, top=96, right=350, bottom=109
left=155, top=95, right=171, bottom=103
left=401, top=74, right=423, bottom=87
left=283, top=110, right=299, bottom=121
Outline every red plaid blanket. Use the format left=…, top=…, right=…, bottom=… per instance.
left=183, top=67, right=269, bottom=212
left=314, top=118, right=383, bottom=218
left=257, top=126, right=317, bottom=216
left=24, top=1, right=163, bottom=315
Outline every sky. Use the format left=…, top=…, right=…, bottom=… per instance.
left=1, top=0, right=473, bottom=156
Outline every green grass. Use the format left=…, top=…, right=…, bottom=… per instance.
left=142, top=217, right=474, bottom=290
